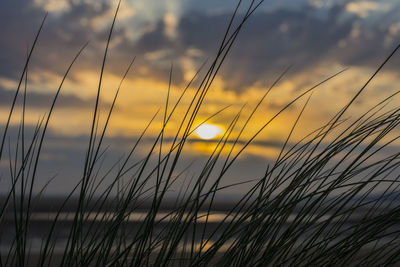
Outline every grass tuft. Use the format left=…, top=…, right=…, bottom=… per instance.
left=2, top=0, right=400, bottom=266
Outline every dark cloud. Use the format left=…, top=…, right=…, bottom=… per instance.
left=0, top=0, right=125, bottom=80
left=177, top=7, right=353, bottom=90
left=0, top=86, right=95, bottom=109
left=1, top=0, right=400, bottom=95
left=175, top=4, right=400, bottom=92
left=131, top=3, right=400, bottom=91
left=0, top=0, right=43, bottom=78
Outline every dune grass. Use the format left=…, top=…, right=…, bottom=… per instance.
left=2, top=0, right=400, bottom=266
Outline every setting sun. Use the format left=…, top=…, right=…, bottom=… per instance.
left=194, top=123, right=224, bottom=140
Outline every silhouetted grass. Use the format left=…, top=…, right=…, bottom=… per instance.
left=2, top=0, right=400, bottom=266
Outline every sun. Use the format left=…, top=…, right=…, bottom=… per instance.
left=194, top=123, right=224, bottom=140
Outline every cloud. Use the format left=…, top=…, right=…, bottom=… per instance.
left=2, top=0, right=400, bottom=95
left=177, top=7, right=354, bottom=91
left=34, top=0, right=71, bottom=13
left=0, top=85, right=95, bottom=109
left=116, top=2, right=400, bottom=93
left=345, top=1, right=386, bottom=18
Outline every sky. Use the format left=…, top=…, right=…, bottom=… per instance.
left=1, top=0, right=400, bottom=196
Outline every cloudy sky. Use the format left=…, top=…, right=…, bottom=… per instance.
left=1, top=0, right=400, bottom=195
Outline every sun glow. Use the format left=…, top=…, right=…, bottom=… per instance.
left=194, top=123, right=224, bottom=140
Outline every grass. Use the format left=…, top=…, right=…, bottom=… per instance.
left=2, top=0, right=400, bottom=266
